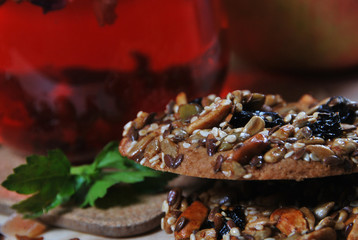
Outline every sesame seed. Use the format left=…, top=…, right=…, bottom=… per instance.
left=222, top=171, right=231, bottom=177
left=222, top=99, right=232, bottom=106
left=239, top=132, right=250, bottom=139
left=284, top=142, right=292, bottom=149
left=243, top=173, right=252, bottom=179
left=219, top=130, right=228, bottom=138
left=226, top=134, right=237, bottom=143
left=212, top=127, right=219, bottom=137
left=215, top=97, right=221, bottom=102
left=296, top=111, right=307, bottom=120
left=223, top=234, right=230, bottom=240
left=293, top=142, right=305, bottom=149
left=220, top=122, right=228, bottom=128
left=284, top=151, right=294, bottom=158
left=139, top=129, right=147, bottom=136
left=160, top=217, right=165, bottom=230
left=249, top=216, right=258, bottom=222
left=266, top=116, right=273, bottom=122
left=208, top=94, right=216, bottom=101
left=167, top=216, right=176, bottom=225
left=200, top=130, right=210, bottom=137
left=148, top=123, right=159, bottom=131
left=123, top=121, right=133, bottom=136
left=303, top=152, right=310, bottom=161
left=255, top=224, right=264, bottom=230
left=284, top=114, right=292, bottom=123
left=162, top=200, right=169, bottom=213
left=190, top=233, right=196, bottom=240
left=183, top=142, right=191, bottom=148
left=151, top=160, right=159, bottom=166
left=161, top=124, right=170, bottom=134
left=160, top=162, right=166, bottom=169
left=149, top=155, right=160, bottom=163
left=193, top=129, right=200, bottom=135
left=190, top=116, right=198, bottom=123
left=230, top=227, right=240, bottom=237
left=310, top=153, right=320, bottom=161
left=139, top=158, right=147, bottom=165
left=174, top=105, right=179, bottom=113
left=137, top=111, right=145, bottom=118
left=170, top=225, right=176, bottom=232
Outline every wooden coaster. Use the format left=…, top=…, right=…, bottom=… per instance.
left=0, top=147, right=166, bottom=237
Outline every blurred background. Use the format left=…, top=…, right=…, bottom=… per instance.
left=0, top=0, right=357, bottom=163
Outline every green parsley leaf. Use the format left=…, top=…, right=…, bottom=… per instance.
left=2, top=149, right=75, bottom=218
left=1, top=142, right=176, bottom=218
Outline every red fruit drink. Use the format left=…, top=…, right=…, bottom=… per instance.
left=0, top=0, right=228, bottom=162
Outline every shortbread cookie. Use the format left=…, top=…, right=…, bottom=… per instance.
left=119, top=90, right=358, bottom=180
left=160, top=175, right=358, bottom=240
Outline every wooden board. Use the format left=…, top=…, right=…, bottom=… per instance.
left=0, top=147, right=167, bottom=238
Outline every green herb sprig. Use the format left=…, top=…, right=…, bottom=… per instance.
left=1, top=141, right=175, bottom=218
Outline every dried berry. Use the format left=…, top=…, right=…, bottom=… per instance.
left=205, top=206, right=246, bottom=240
left=308, top=112, right=342, bottom=140
left=224, top=206, right=246, bottom=230
left=317, top=96, right=357, bottom=124
left=229, top=110, right=284, bottom=129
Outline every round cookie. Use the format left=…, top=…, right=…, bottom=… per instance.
left=119, top=90, right=358, bottom=181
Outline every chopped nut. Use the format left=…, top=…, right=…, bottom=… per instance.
left=314, top=202, right=335, bottom=220
left=305, top=145, right=335, bottom=161
left=144, top=137, right=160, bottom=159
left=221, top=161, right=246, bottom=179
left=176, top=92, right=188, bottom=105
left=229, top=133, right=269, bottom=165
left=299, top=227, right=336, bottom=240
left=186, top=99, right=232, bottom=134
left=270, top=208, right=308, bottom=236
left=175, top=201, right=209, bottom=240
left=127, top=132, right=157, bottom=159
left=243, top=116, right=265, bottom=136
left=271, top=125, right=295, bottom=141
left=160, top=138, right=179, bottom=158
left=331, top=138, right=357, bottom=156
left=263, top=147, right=286, bottom=163
left=300, top=207, right=315, bottom=231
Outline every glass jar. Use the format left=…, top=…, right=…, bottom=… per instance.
left=0, top=0, right=228, bottom=162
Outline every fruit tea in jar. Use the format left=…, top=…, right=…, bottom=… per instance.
left=0, top=0, right=228, bottom=163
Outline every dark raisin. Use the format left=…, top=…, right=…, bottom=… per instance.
left=229, top=110, right=284, bottom=128
left=224, top=206, right=246, bottom=230
left=229, top=111, right=254, bottom=128
left=318, top=96, right=357, bottom=124
left=218, top=222, right=230, bottom=239
left=308, top=112, right=342, bottom=139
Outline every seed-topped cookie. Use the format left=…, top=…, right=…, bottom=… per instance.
left=119, top=90, right=358, bottom=180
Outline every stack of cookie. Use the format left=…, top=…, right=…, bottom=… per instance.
left=119, top=90, right=358, bottom=240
